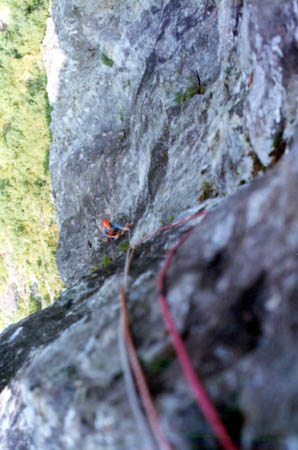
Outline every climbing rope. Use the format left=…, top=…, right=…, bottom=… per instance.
left=131, top=209, right=207, bottom=248
left=118, top=211, right=238, bottom=450
left=120, top=247, right=173, bottom=450
left=157, top=228, right=238, bottom=450
left=117, top=315, right=156, bottom=450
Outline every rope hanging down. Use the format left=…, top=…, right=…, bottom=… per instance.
left=157, top=223, right=238, bottom=450
left=117, top=316, right=157, bottom=450
left=119, top=211, right=238, bottom=450
left=120, top=248, right=174, bottom=450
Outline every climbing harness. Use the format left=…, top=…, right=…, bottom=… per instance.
left=117, top=211, right=239, bottom=450
left=99, top=220, right=133, bottom=241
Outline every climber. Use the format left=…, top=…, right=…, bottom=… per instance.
left=101, top=220, right=132, bottom=242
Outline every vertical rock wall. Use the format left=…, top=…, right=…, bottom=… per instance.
left=42, top=0, right=297, bottom=285
left=0, top=1, right=297, bottom=449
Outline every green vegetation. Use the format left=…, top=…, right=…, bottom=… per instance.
left=148, top=354, right=175, bottom=375
left=119, top=240, right=130, bottom=254
left=199, top=181, right=218, bottom=202
left=174, top=77, right=207, bottom=105
left=0, top=255, right=8, bottom=286
left=0, top=0, right=63, bottom=330
left=270, top=129, right=286, bottom=166
left=251, top=152, right=266, bottom=176
left=225, top=66, right=241, bottom=80
left=90, top=263, right=99, bottom=273
left=101, top=52, right=114, bottom=67
left=101, top=256, right=113, bottom=269
left=140, top=352, right=175, bottom=376
left=160, top=214, right=175, bottom=226
left=119, top=128, right=126, bottom=143
left=10, top=295, right=42, bottom=322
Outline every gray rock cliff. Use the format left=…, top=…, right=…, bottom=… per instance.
left=0, top=1, right=298, bottom=449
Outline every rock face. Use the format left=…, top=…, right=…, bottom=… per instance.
left=0, top=1, right=298, bottom=449
left=42, top=0, right=298, bottom=286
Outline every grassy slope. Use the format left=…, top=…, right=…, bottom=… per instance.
left=0, top=0, right=63, bottom=330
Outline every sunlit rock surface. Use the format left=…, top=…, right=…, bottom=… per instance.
left=0, top=1, right=298, bottom=449
left=43, top=0, right=297, bottom=286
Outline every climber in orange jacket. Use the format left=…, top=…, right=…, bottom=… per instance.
left=101, top=220, right=132, bottom=242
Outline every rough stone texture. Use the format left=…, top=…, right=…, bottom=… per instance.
left=167, top=134, right=298, bottom=448
left=0, top=0, right=298, bottom=449
left=41, top=0, right=297, bottom=285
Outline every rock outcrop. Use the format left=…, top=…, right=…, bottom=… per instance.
left=0, top=0, right=298, bottom=449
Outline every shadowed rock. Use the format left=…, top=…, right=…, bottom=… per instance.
left=0, top=0, right=298, bottom=449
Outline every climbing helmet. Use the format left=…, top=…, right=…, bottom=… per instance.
left=101, top=219, right=112, bottom=230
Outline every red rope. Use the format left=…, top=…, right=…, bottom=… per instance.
left=119, top=213, right=209, bottom=449
left=156, top=218, right=238, bottom=450
left=120, top=251, right=174, bottom=450
left=131, top=210, right=207, bottom=248
left=120, top=210, right=238, bottom=450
